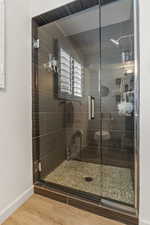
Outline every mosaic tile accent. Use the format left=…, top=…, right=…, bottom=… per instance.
left=45, top=160, right=134, bottom=205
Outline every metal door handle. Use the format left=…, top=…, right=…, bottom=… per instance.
left=88, top=96, right=95, bottom=120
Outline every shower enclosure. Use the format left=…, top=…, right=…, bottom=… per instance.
left=32, top=0, right=139, bottom=222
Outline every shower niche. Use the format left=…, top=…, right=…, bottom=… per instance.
left=32, top=0, right=139, bottom=223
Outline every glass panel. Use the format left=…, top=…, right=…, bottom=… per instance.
left=37, top=3, right=102, bottom=198
left=100, top=0, right=136, bottom=207
left=33, top=0, right=138, bottom=211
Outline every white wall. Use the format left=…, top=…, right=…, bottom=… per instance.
left=0, top=0, right=33, bottom=223
left=139, top=1, right=150, bottom=225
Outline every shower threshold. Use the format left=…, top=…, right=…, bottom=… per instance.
left=34, top=181, right=138, bottom=225
left=34, top=161, right=137, bottom=224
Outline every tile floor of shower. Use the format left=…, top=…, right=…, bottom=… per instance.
left=44, top=160, right=134, bottom=205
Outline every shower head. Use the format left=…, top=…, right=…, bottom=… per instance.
left=110, top=38, right=120, bottom=46
left=110, top=34, right=134, bottom=47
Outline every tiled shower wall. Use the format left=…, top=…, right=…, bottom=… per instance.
left=32, top=18, right=135, bottom=182
left=32, top=20, right=89, bottom=181
left=32, top=21, right=66, bottom=181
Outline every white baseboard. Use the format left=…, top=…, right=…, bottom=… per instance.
left=140, top=220, right=150, bottom=225
left=0, top=186, right=33, bottom=224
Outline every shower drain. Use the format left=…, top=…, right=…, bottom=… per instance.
left=84, top=177, right=93, bottom=182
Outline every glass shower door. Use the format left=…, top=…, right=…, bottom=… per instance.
left=33, top=0, right=138, bottom=213
left=100, top=0, right=138, bottom=212
left=36, top=1, right=102, bottom=200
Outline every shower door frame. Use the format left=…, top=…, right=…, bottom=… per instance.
left=133, top=0, right=140, bottom=214
left=99, top=0, right=140, bottom=215
left=32, top=0, right=139, bottom=223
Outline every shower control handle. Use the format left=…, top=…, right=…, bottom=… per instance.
left=88, top=96, right=95, bottom=120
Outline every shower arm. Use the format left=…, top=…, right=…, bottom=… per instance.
left=110, top=34, right=134, bottom=46
left=117, top=34, right=134, bottom=42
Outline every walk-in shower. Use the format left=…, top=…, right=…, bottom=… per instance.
left=32, top=0, right=139, bottom=223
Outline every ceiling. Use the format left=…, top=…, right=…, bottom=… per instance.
left=53, top=0, right=133, bottom=68
left=69, top=19, right=133, bottom=68
left=56, top=0, right=132, bottom=37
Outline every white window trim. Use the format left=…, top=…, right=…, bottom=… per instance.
left=59, top=47, right=83, bottom=99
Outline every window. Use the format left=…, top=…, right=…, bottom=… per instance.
left=59, top=48, right=72, bottom=95
left=59, top=48, right=83, bottom=99
left=73, top=59, right=82, bottom=97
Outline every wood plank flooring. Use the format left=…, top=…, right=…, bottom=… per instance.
left=2, top=194, right=126, bottom=225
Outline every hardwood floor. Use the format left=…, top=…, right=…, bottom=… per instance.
left=3, top=194, right=126, bottom=225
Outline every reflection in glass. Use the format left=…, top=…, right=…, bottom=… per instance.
left=36, top=0, right=137, bottom=210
